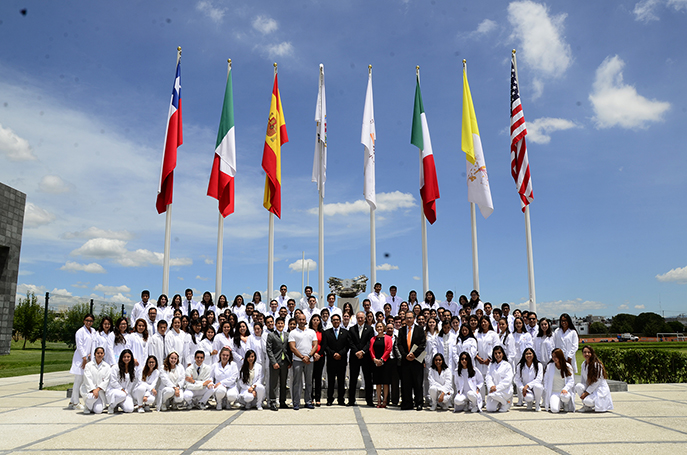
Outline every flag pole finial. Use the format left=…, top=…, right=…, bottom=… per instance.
left=368, top=64, right=372, bottom=75
left=273, top=62, right=278, bottom=68
left=416, top=65, right=419, bottom=77
left=320, top=63, right=324, bottom=73
left=512, top=49, right=516, bottom=55
left=228, top=58, right=231, bottom=63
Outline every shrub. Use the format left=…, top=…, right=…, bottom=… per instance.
left=595, top=347, right=687, bottom=384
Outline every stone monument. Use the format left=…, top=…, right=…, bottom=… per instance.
left=0, top=182, right=26, bottom=355
left=327, top=275, right=368, bottom=314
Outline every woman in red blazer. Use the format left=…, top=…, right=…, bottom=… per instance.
left=369, top=321, right=393, bottom=407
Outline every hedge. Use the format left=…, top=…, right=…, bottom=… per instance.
left=595, top=348, right=687, bottom=384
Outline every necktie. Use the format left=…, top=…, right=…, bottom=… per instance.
left=335, top=329, right=338, bottom=339
left=196, top=366, right=200, bottom=375
left=359, top=326, right=363, bottom=339
left=407, top=327, right=412, bottom=351
left=280, top=332, right=285, bottom=360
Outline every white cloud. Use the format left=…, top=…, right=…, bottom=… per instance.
left=376, top=263, right=399, bottom=271
left=38, top=175, right=70, bottom=194
left=634, top=0, right=662, bottom=21
left=196, top=0, right=225, bottom=23
left=253, top=16, right=278, bottom=34
left=93, top=284, right=131, bottom=295
left=70, top=238, right=192, bottom=268
left=51, top=288, right=73, bottom=298
left=266, top=42, right=294, bottom=58
left=63, top=227, right=134, bottom=240
left=526, top=117, right=579, bottom=144
left=467, top=19, right=498, bottom=38
left=24, top=202, right=56, bottom=228
left=18, top=270, right=33, bottom=276
left=508, top=1, right=572, bottom=81
left=288, top=258, right=317, bottom=272
left=635, top=304, right=646, bottom=309
left=72, top=282, right=90, bottom=289
left=60, top=261, right=107, bottom=274
left=589, top=55, right=670, bottom=129
left=656, top=266, right=687, bottom=283
left=618, top=304, right=629, bottom=310
left=0, top=123, right=36, bottom=161
left=203, top=256, right=214, bottom=265
left=196, top=275, right=209, bottom=281
left=412, top=276, right=421, bottom=281
left=109, top=293, right=134, bottom=305
left=311, top=191, right=417, bottom=217
left=536, top=298, right=607, bottom=317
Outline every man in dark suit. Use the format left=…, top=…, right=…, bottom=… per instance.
left=347, top=311, right=375, bottom=406
left=266, top=317, right=292, bottom=411
left=398, top=311, right=426, bottom=410
left=323, top=314, right=350, bottom=406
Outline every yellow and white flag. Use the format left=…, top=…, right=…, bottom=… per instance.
left=462, top=64, right=493, bottom=219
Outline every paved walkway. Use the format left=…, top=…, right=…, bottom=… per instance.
left=0, top=372, right=686, bottom=454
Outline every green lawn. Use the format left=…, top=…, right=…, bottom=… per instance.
left=0, top=340, right=73, bottom=378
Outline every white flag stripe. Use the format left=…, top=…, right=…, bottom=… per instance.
left=217, top=126, right=236, bottom=177
left=312, top=65, right=327, bottom=196
left=466, top=132, right=493, bottom=219
left=362, top=72, right=376, bottom=209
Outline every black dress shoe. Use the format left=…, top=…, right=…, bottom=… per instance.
left=279, top=403, right=289, bottom=409
left=366, top=401, right=375, bottom=407
left=269, top=404, right=278, bottom=411
left=416, top=405, right=423, bottom=411
left=346, top=402, right=357, bottom=406
left=326, top=402, right=333, bottom=406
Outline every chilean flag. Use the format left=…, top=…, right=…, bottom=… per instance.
left=157, top=58, right=183, bottom=214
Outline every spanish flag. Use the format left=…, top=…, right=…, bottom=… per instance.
left=261, top=73, right=288, bottom=218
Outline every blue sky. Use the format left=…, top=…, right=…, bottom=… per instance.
left=1, top=0, right=686, bottom=318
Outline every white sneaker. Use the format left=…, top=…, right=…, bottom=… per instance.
left=83, top=408, right=90, bottom=415
left=430, top=404, right=437, bottom=411
left=257, top=405, right=263, bottom=411
left=535, top=405, right=541, bottom=412
left=161, top=404, right=168, bottom=411
left=138, top=407, right=145, bottom=413
left=67, top=403, right=76, bottom=410
left=108, top=406, right=115, bottom=414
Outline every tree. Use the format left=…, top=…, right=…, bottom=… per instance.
left=12, top=292, right=43, bottom=349
left=50, top=303, right=90, bottom=349
left=667, top=321, right=685, bottom=333
left=590, top=321, right=609, bottom=334
left=634, top=312, right=665, bottom=335
left=610, top=313, right=636, bottom=334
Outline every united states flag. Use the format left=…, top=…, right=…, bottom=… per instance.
left=510, top=55, right=533, bottom=212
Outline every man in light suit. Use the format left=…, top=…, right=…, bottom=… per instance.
left=347, top=311, right=375, bottom=406
left=266, top=317, right=292, bottom=411
left=323, top=314, right=350, bottom=406
left=398, top=312, right=426, bottom=410
left=183, top=351, right=213, bottom=409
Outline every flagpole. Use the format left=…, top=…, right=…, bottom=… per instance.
left=162, top=46, right=182, bottom=296
left=318, top=64, right=325, bottom=305
left=267, top=62, right=278, bottom=302
left=301, top=251, right=305, bottom=293
left=513, top=49, right=536, bottom=313
left=415, top=66, right=429, bottom=295
left=367, top=64, right=377, bottom=286
left=470, top=202, right=479, bottom=292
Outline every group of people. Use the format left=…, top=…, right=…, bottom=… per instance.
left=67, top=284, right=613, bottom=415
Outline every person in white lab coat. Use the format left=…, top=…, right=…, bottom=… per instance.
left=148, top=320, right=167, bottom=369
left=183, top=350, right=214, bottom=409
left=129, top=318, right=149, bottom=367
left=534, top=318, right=555, bottom=368
left=485, top=345, right=514, bottom=413
left=133, top=355, right=159, bottom=412
left=553, top=313, right=579, bottom=374
left=514, top=347, right=544, bottom=410
left=512, top=317, right=534, bottom=366
left=576, top=345, right=613, bottom=412
left=232, top=321, right=251, bottom=370
left=211, top=347, right=240, bottom=410
left=95, top=316, right=115, bottom=367
left=68, top=314, right=97, bottom=409
left=165, top=317, right=187, bottom=368
left=453, top=351, right=484, bottom=413
left=158, top=351, right=186, bottom=411
left=543, top=348, right=575, bottom=413
left=81, top=347, right=110, bottom=414
left=475, top=316, right=498, bottom=380
left=199, top=325, right=218, bottom=365
left=111, top=317, right=132, bottom=367
left=497, top=319, right=517, bottom=372
left=427, top=353, right=452, bottom=411
left=237, top=349, right=265, bottom=410
left=451, top=325, right=477, bottom=373
left=107, top=349, right=138, bottom=413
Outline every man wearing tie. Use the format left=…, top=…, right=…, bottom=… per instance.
left=323, top=314, right=350, bottom=406
left=398, top=312, right=426, bottom=411
left=183, top=351, right=213, bottom=409
left=347, top=311, right=374, bottom=406
left=266, top=317, right=292, bottom=411
left=527, top=312, right=539, bottom=338
left=385, top=285, right=400, bottom=316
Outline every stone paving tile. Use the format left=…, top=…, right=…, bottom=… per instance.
left=557, top=442, right=687, bottom=455
left=232, top=406, right=355, bottom=425
left=198, top=423, right=364, bottom=451
left=0, top=406, right=110, bottom=424
left=638, top=416, right=687, bottom=434
left=376, top=447, right=554, bottom=455
left=90, top=409, right=237, bottom=425
left=0, top=424, right=81, bottom=451
left=612, top=400, right=687, bottom=417
left=358, top=406, right=487, bottom=424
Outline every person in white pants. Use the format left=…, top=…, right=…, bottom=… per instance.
left=69, top=314, right=97, bottom=409
left=543, top=348, right=575, bottom=413
left=158, top=351, right=186, bottom=411
left=81, top=347, right=110, bottom=414
left=485, top=346, right=514, bottom=412
left=454, top=351, right=484, bottom=412
left=133, top=355, right=160, bottom=412
left=428, top=353, right=452, bottom=411
left=237, top=350, right=265, bottom=410
left=575, top=345, right=613, bottom=412
left=183, top=351, right=214, bottom=409
left=107, top=349, right=138, bottom=413
left=514, top=347, right=544, bottom=411
left=211, top=347, right=240, bottom=410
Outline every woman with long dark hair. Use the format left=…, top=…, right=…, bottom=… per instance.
left=170, top=294, right=186, bottom=317
left=96, top=315, right=115, bottom=366
left=231, top=295, right=247, bottom=321
left=200, top=325, right=218, bottom=365
left=512, top=317, right=533, bottom=372
left=428, top=353, right=452, bottom=411
left=107, top=349, right=137, bottom=413
left=200, top=291, right=215, bottom=316
left=554, top=313, right=579, bottom=374
left=515, top=347, right=543, bottom=410
left=369, top=321, right=392, bottom=408
left=543, top=348, right=575, bottom=413
left=452, top=324, right=477, bottom=372
left=130, top=318, right=149, bottom=367
left=535, top=318, right=555, bottom=367
left=112, top=317, right=131, bottom=366
left=251, top=291, right=266, bottom=314
left=156, top=294, right=170, bottom=323
left=81, top=346, right=110, bottom=414
left=133, top=355, right=159, bottom=412
left=309, top=314, right=326, bottom=406
left=497, top=318, right=517, bottom=372
left=211, top=347, right=239, bottom=410
left=453, top=351, right=483, bottom=412
left=575, top=345, right=613, bottom=412
left=485, top=345, right=513, bottom=412
left=158, top=351, right=185, bottom=411
left=237, top=350, right=264, bottom=410
left=232, top=321, right=251, bottom=370
left=165, top=317, right=187, bottom=368
left=186, top=319, right=204, bottom=366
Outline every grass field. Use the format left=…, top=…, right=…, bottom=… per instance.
left=0, top=340, right=73, bottom=378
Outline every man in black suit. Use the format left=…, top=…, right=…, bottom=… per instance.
left=398, top=311, right=426, bottom=410
left=347, top=310, right=374, bottom=406
left=323, top=314, right=350, bottom=406
left=266, top=317, right=292, bottom=411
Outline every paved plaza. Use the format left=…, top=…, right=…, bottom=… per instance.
left=0, top=371, right=686, bottom=454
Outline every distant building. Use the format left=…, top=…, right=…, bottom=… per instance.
left=0, top=182, right=27, bottom=355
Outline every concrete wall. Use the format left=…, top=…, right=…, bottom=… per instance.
left=0, top=182, right=26, bottom=355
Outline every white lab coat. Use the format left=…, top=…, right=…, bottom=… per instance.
left=199, top=338, right=217, bottom=365
left=486, top=360, right=514, bottom=399
left=165, top=328, right=187, bottom=367
left=451, top=337, right=477, bottom=371
left=148, top=333, right=166, bottom=368
left=514, top=362, right=544, bottom=390
left=111, top=332, right=132, bottom=365
left=534, top=335, right=555, bottom=366
left=107, top=364, right=138, bottom=399
left=70, top=325, right=97, bottom=375
left=512, top=331, right=533, bottom=364
left=133, top=367, right=160, bottom=406
left=160, top=364, right=186, bottom=390
left=554, top=328, right=579, bottom=373
left=576, top=360, right=613, bottom=412
left=454, top=367, right=484, bottom=410
left=543, top=362, right=575, bottom=412
left=475, top=330, right=499, bottom=376
left=129, top=332, right=149, bottom=366
left=497, top=332, right=517, bottom=370
left=81, top=359, right=111, bottom=397
left=95, top=330, right=115, bottom=366
left=237, top=363, right=264, bottom=394
left=428, top=368, right=453, bottom=394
